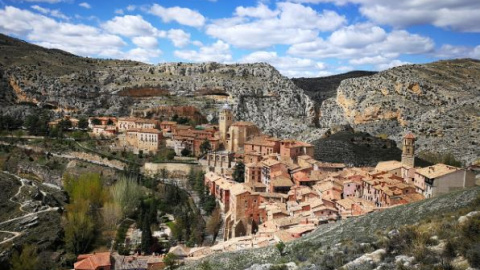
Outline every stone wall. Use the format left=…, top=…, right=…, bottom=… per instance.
left=143, top=162, right=202, bottom=178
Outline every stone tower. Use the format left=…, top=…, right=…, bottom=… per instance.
left=219, top=103, right=233, bottom=143
left=401, top=132, right=415, bottom=167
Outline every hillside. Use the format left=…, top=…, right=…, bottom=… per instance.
left=181, top=186, right=480, bottom=270
left=1, top=34, right=479, bottom=164
left=314, top=59, right=480, bottom=165
left=292, top=71, right=377, bottom=106
left=0, top=34, right=315, bottom=137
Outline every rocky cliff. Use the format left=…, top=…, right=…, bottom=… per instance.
left=0, top=34, right=315, bottom=137
left=311, top=59, right=480, bottom=165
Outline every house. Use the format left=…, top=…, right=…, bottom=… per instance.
left=124, top=129, right=163, bottom=154
left=74, top=252, right=111, bottom=270
left=279, top=139, right=314, bottom=162
left=117, top=117, right=159, bottom=132
left=414, top=163, right=475, bottom=198
left=244, top=135, right=281, bottom=157
left=205, top=151, right=235, bottom=176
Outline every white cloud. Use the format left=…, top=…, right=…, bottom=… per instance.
left=126, top=5, right=136, bottom=12
left=123, top=47, right=162, bottom=63
left=329, top=23, right=386, bottom=48
left=22, top=0, right=64, bottom=3
left=240, top=51, right=327, bottom=77
left=149, top=4, right=205, bottom=27
left=376, top=59, right=410, bottom=70
left=167, top=29, right=190, bottom=48
left=0, top=6, right=126, bottom=57
left=114, top=9, right=123, bottom=15
left=132, top=36, right=158, bottom=50
left=288, top=26, right=434, bottom=60
left=235, top=3, right=279, bottom=18
left=102, top=15, right=165, bottom=38
left=206, top=2, right=345, bottom=49
left=435, top=44, right=480, bottom=59
left=174, top=40, right=232, bottom=63
left=292, top=0, right=480, bottom=32
left=79, top=2, right=91, bottom=9
left=31, top=5, right=69, bottom=20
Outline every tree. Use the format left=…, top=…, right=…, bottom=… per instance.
left=206, top=206, right=223, bottom=245
left=78, top=117, right=89, bottom=129
left=233, top=162, right=245, bottom=183
left=276, top=241, right=286, bottom=256
left=181, top=148, right=191, bottom=157
left=58, top=119, right=73, bottom=131
left=163, top=253, right=178, bottom=269
left=199, top=139, right=212, bottom=155
left=107, top=119, right=114, bottom=125
left=102, top=201, right=122, bottom=230
left=110, top=177, right=142, bottom=218
left=91, top=118, right=101, bottom=125
left=141, top=214, right=152, bottom=254
left=10, top=245, right=38, bottom=270
left=64, top=199, right=96, bottom=255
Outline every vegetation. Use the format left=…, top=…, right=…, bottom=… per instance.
left=206, top=205, right=223, bottom=245
left=110, top=177, right=143, bottom=218
left=164, top=252, right=179, bottom=269
left=24, top=112, right=50, bottom=136
left=199, top=139, right=212, bottom=156
left=276, top=241, right=286, bottom=256
left=232, top=162, right=245, bottom=183
left=9, top=245, right=38, bottom=270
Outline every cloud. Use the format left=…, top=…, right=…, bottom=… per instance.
left=0, top=6, right=126, bottom=57
left=132, top=36, right=158, bottom=50
left=22, top=0, right=64, bottom=3
left=126, top=5, right=136, bottom=12
left=149, top=4, right=205, bottom=27
left=79, top=2, right=91, bottom=9
left=114, top=9, right=123, bottom=15
left=174, top=40, right=232, bottom=63
left=167, top=29, right=190, bottom=47
left=31, top=5, right=69, bottom=20
left=206, top=2, right=345, bottom=49
left=328, top=23, right=386, bottom=48
left=435, top=44, right=480, bottom=59
left=240, top=51, right=327, bottom=77
left=293, top=0, right=480, bottom=32
left=102, top=15, right=165, bottom=37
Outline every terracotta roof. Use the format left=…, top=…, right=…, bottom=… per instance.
left=272, top=175, right=293, bottom=187
left=404, top=132, right=415, bottom=139
left=375, top=160, right=405, bottom=172
left=415, top=163, right=461, bottom=179
left=74, top=252, right=111, bottom=270
left=126, top=128, right=162, bottom=134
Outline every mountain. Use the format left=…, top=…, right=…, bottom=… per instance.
left=0, top=34, right=315, bottom=137
left=1, top=34, right=479, bottom=164
left=180, top=186, right=480, bottom=270
left=313, top=59, right=480, bottom=165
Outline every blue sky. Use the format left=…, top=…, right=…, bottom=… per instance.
left=0, top=0, right=479, bottom=77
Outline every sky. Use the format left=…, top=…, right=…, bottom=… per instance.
left=0, top=0, right=479, bottom=77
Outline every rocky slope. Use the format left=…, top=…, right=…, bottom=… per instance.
left=180, top=186, right=480, bottom=270
left=313, top=59, right=480, bottom=165
left=0, top=34, right=315, bottom=137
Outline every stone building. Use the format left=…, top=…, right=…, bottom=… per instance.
left=206, top=151, right=235, bottom=176
left=117, top=117, right=159, bottom=132
left=401, top=132, right=415, bottom=167
left=279, top=139, right=314, bottom=162
left=123, top=129, right=162, bottom=154
left=414, top=163, right=476, bottom=198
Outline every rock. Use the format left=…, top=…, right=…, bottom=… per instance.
left=245, top=262, right=297, bottom=270
left=388, top=229, right=399, bottom=238
left=395, top=255, right=414, bottom=266
left=459, top=215, right=469, bottom=224
left=342, top=249, right=386, bottom=269
left=466, top=211, right=480, bottom=218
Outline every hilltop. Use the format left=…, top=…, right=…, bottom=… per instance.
left=181, top=186, right=480, bottom=270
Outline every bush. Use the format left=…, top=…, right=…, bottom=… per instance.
left=466, top=243, right=480, bottom=268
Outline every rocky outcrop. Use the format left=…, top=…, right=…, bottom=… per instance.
left=0, top=34, right=315, bottom=137
left=315, top=59, right=480, bottom=165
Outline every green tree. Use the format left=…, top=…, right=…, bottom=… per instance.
left=141, top=214, right=152, bottom=254
left=233, top=162, right=245, bottom=183
left=107, top=119, right=114, bottom=125
left=78, top=117, right=89, bottom=129
left=91, top=118, right=101, bottom=125
left=64, top=199, right=96, bottom=255
left=181, top=148, right=191, bottom=157
left=199, top=139, right=212, bottom=155
left=276, top=241, right=286, bottom=256
left=110, top=177, right=142, bottom=218
left=10, top=245, right=38, bottom=270
left=163, top=252, right=178, bottom=269
left=58, top=119, right=73, bottom=131
left=206, top=206, right=223, bottom=245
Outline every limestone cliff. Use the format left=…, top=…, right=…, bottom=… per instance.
left=0, top=34, right=315, bottom=137
left=315, top=59, right=480, bottom=164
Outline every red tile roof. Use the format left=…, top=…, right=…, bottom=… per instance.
left=74, top=252, right=111, bottom=270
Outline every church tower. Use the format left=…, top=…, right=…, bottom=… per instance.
left=219, top=103, right=233, bottom=143
left=401, top=132, right=415, bottom=167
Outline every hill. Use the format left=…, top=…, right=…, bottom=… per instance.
left=181, top=186, right=480, bottom=270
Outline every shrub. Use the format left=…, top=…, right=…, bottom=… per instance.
left=466, top=243, right=480, bottom=268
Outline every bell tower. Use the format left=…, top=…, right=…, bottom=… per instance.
left=219, top=103, right=233, bottom=143
left=401, top=132, right=415, bottom=167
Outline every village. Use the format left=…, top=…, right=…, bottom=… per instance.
left=67, top=104, right=476, bottom=270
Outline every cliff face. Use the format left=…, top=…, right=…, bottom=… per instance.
left=0, top=34, right=315, bottom=137
left=314, top=59, right=480, bottom=164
